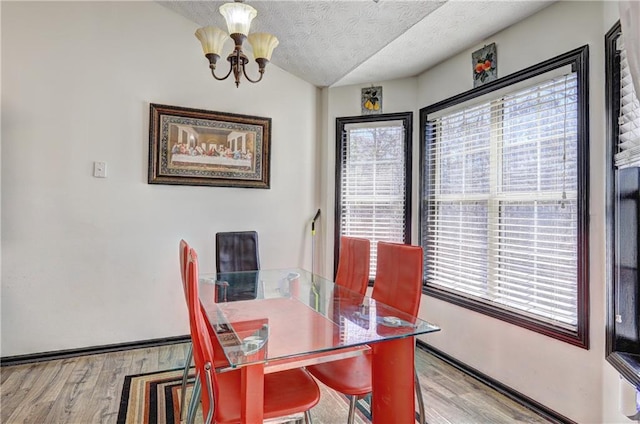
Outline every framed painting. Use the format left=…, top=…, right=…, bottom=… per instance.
left=361, top=86, right=382, bottom=115
left=148, top=103, right=271, bottom=189
left=472, top=43, right=497, bottom=87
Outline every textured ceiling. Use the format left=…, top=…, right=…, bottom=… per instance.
left=160, top=0, right=554, bottom=88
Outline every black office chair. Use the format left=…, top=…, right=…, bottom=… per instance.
left=215, top=231, right=260, bottom=301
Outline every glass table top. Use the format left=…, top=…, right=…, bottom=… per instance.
left=198, top=268, right=440, bottom=368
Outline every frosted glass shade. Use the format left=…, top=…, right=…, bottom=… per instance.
left=219, top=2, right=257, bottom=36
left=248, top=33, right=279, bottom=61
left=195, top=26, right=229, bottom=56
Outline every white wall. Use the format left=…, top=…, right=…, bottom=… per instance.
left=415, top=2, right=625, bottom=423
left=318, top=78, right=419, bottom=277
left=0, top=1, right=3, bottom=356
left=0, top=1, right=319, bottom=356
left=1, top=0, right=633, bottom=422
left=323, top=1, right=632, bottom=423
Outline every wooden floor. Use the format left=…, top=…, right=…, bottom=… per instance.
left=1, top=343, right=550, bottom=424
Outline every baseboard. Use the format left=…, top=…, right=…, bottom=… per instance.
left=416, top=341, right=577, bottom=424
left=1, top=335, right=190, bottom=367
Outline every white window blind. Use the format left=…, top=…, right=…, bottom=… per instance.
left=424, top=74, right=579, bottom=330
left=340, top=120, right=407, bottom=278
left=616, top=38, right=640, bottom=169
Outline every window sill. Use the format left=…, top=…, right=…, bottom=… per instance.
left=423, top=285, right=588, bottom=348
left=607, top=351, right=640, bottom=388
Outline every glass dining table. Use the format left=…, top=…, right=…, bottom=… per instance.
left=198, top=268, right=441, bottom=423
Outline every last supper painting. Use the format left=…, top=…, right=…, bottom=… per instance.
left=148, top=103, right=271, bottom=189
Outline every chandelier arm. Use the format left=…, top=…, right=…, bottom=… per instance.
left=242, top=66, right=264, bottom=84
left=211, top=64, right=234, bottom=81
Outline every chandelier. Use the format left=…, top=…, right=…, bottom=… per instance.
left=195, top=1, right=279, bottom=87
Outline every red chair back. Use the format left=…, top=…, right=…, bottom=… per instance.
left=372, top=242, right=423, bottom=316
left=181, top=239, right=230, bottom=371
left=179, top=239, right=189, bottom=300
left=335, top=236, right=370, bottom=295
left=186, top=248, right=219, bottom=423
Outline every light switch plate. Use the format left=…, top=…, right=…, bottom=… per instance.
left=93, top=161, right=107, bottom=178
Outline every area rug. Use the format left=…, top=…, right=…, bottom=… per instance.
left=116, top=368, right=373, bottom=424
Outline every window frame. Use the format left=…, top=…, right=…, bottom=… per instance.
left=334, top=112, right=413, bottom=280
left=419, top=46, right=590, bottom=348
left=604, top=21, right=640, bottom=388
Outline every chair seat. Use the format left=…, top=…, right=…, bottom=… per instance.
left=306, top=354, right=372, bottom=396
left=215, top=368, right=321, bottom=424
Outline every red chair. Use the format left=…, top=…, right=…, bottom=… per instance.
left=185, top=248, right=321, bottom=424
left=179, top=240, right=192, bottom=421
left=178, top=240, right=229, bottom=422
left=334, top=236, right=371, bottom=295
left=307, top=241, right=426, bottom=424
left=180, top=239, right=190, bottom=288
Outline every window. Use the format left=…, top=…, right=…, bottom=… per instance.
left=605, top=21, right=640, bottom=388
left=420, top=47, right=589, bottom=347
left=335, top=113, right=412, bottom=279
